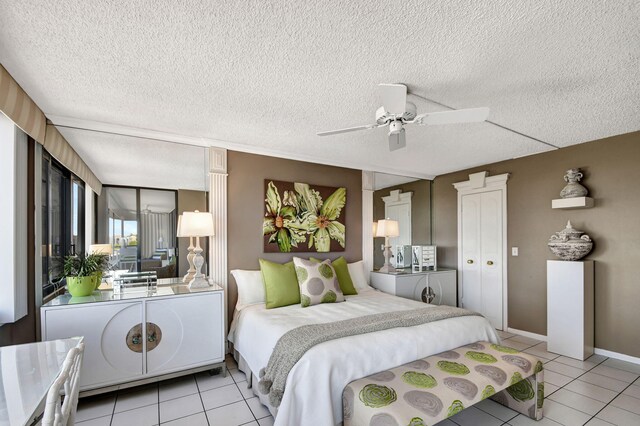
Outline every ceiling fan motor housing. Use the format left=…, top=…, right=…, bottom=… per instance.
left=375, top=102, right=417, bottom=125
left=388, top=120, right=404, bottom=135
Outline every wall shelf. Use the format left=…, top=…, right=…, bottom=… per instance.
left=551, top=197, right=594, bottom=209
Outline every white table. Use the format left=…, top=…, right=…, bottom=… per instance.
left=0, top=337, right=82, bottom=426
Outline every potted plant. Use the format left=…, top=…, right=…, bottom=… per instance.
left=63, top=253, right=99, bottom=297
left=88, top=253, right=110, bottom=290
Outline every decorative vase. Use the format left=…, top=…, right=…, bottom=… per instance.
left=66, top=276, right=96, bottom=297
left=548, top=221, right=593, bottom=261
left=560, top=168, right=588, bottom=199
left=93, top=271, right=104, bottom=290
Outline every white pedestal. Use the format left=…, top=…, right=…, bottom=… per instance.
left=547, top=260, right=594, bottom=360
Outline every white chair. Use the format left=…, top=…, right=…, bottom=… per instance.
left=42, top=342, right=85, bottom=426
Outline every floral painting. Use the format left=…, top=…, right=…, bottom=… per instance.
left=263, top=180, right=346, bottom=253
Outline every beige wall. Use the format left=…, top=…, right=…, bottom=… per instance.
left=228, top=151, right=362, bottom=319
left=177, top=189, right=208, bottom=276
left=432, top=131, right=640, bottom=357
left=373, top=180, right=432, bottom=268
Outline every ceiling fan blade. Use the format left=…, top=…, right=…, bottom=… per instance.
left=317, top=124, right=379, bottom=137
left=413, top=107, right=490, bottom=126
left=379, top=83, right=407, bottom=115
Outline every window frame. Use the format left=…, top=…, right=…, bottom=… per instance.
left=41, top=151, right=86, bottom=298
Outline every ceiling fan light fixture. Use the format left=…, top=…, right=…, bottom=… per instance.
left=388, top=128, right=406, bottom=152
left=388, top=120, right=403, bottom=135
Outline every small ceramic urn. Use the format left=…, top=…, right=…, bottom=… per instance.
left=548, top=221, right=593, bottom=261
left=560, top=168, right=588, bottom=199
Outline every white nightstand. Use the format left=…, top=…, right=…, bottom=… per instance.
left=370, top=269, right=457, bottom=306
left=41, top=279, right=225, bottom=396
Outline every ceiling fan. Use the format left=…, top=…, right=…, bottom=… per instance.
left=317, top=84, right=490, bottom=151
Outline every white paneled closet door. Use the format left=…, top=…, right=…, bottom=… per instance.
left=461, top=190, right=503, bottom=329
left=461, top=194, right=482, bottom=315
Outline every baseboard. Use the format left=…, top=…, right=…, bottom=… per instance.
left=506, top=328, right=547, bottom=342
left=594, top=348, right=640, bottom=365
left=505, top=328, right=640, bottom=365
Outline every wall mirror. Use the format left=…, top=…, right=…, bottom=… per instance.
left=372, top=172, right=432, bottom=269
left=54, top=125, right=210, bottom=278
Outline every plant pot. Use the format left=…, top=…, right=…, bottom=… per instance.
left=93, top=271, right=104, bottom=290
left=66, top=276, right=96, bottom=297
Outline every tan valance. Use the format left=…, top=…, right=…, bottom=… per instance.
left=1, top=64, right=102, bottom=194
left=0, top=64, right=47, bottom=143
left=44, top=124, right=102, bottom=194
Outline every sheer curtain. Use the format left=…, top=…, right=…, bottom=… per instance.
left=140, top=211, right=176, bottom=258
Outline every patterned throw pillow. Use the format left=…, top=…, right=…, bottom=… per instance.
left=293, top=257, right=345, bottom=307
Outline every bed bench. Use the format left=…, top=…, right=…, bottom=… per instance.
left=344, top=341, right=544, bottom=426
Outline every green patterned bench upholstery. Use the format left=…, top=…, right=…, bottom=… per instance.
left=344, top=341, right=544, bottom=426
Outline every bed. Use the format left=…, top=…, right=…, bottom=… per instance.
left=228, top=285, right=499, bottom=426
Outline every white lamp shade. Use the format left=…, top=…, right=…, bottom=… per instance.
left=372, top=221, right=378, bottom=237
left=176, top=215, right=184, bottom=237
left=90, top=244, right=113, bottom=255
left=180, top=210, right=215, bottom=237
left=375, top=219, right=399, bottom=238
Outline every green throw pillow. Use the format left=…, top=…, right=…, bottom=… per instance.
left=310, top=256, right=358, bottom=295
left=259, top=259, right=300, bottom=309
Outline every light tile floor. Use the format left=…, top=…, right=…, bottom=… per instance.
left=76, top=332, right=640, bottom=426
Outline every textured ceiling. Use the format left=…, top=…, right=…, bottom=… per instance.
left=1, top=1, right=638, bottom=178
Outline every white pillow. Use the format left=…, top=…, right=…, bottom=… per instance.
left=347, top=261, right=373, bottom=292
left=230, top=269, right=266, bottom=308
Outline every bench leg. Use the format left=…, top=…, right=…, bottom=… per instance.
left=491, top=370, right=544, bottom=420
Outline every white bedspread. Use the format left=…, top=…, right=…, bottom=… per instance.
left=229, top=290, right=499, bottom=426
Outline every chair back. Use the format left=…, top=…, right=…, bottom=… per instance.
left=42, top=341, right=85, bottom=426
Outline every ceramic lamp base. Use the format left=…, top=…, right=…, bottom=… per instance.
left=378, top=264, right=397, bottom=273
left=183, top=237, right=197, bottom=283
left=379, top=242, right=397, bottom=273
left=189, top=237, right=211, bottom=289
left=188, top=276, right=210, bottom=289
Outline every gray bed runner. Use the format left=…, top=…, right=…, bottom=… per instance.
left=258, top=305, right=481, bottom=407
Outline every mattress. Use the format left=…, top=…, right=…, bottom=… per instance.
left=228, top=289, right=499, bottom=426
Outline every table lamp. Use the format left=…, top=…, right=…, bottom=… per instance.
left=177, top=215, right=196, bottom=283
left=375, top=219, right=399, bottom=273
left=180, top=210, right=215, bottom=289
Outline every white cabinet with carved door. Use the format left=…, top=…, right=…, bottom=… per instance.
left=455, top=172, right=508, bottom=330
left=146, top=291, right=224, bottom=375
left=41, top=301, right=143, bottom=389
left=41, top=281, right=225, bottom=395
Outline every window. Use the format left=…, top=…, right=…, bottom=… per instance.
left=72, top=178, right=85, bottom=256
left=98, top=186, right=177, bottom=278
left=41, top=152, right=85, bottom=297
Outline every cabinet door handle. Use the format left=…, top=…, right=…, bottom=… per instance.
left=487, top=261, right=494, bottom=266
left=146, top=322, right=162, bottom=352
left=126, top=324, right=143, bottom=353
left=467, top=259, right=474, bottom=264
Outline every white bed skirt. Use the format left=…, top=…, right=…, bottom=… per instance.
left=234, top=349, right=279, bottom=418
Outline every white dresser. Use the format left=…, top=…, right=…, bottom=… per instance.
left=41, top=281, right=225, bottom=395
left=370, top=269, right=457, bottom=307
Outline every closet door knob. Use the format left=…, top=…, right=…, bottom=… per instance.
left=467, top=259, right=474, bottom=264
left=487, top=261, right=494, bottom=266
